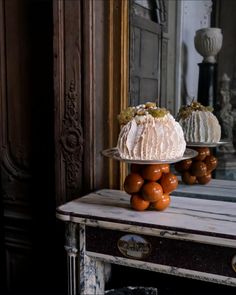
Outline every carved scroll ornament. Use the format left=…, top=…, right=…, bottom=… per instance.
left=61, top=81, right=83, bottom=189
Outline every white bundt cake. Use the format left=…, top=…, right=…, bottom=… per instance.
left=117, top=102, right=186, bottom=160
left=177, top=101, right=221, bottom=143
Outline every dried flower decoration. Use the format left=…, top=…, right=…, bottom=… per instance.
left=177, top=100, right=214, bottom=120
left=117, top=102, right=169, bottom=125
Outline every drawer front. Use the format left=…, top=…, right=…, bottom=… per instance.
left=86, top=226, right=236, bottom=278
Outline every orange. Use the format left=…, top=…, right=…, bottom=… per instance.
left=160, top=164, right=170, bottom=174
left=197, top=172, right=212, bottom=184
left=130, top=194, right=150, bottom=211
left=152, top=194, right=170, bottom=211
left=124, top=173, right=144, bottom=194
left=190, top=161, right=207, bottom=177
left=160, top=172, right=178, bottom=194
left=193, top=147, right=210, bottom=161
left=182, top=171, right=196, bottom=185
left=142, top=182, right=163, bottom=202
left=141, top=164, right=162, bottom=181
left=192, top=147, right=208, bottom=161
left=204, top=155, right=218, bottom=172
left=174, top=159, right=192, bottom=172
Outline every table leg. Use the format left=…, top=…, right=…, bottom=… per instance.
left=65, top=222, right=79, bottom=295
left=79, top=224, right=105, bottom=295
left=65, top=223, right=106, bottom=295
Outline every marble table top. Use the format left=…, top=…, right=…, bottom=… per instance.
left=175, top=178, right=236, bottom=202
left=56, top=188, right=236, bottom=246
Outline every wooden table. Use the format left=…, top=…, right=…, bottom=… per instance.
left=56, top=188, right=236, bottom=295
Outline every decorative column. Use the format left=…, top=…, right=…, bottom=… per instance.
left=64, top=223, right=106, bottom=295
left=65, top=222, right=79, bottom=295
left=78, top=225, right=105, bottom=295
left=194, top=28, right=223, bottom=107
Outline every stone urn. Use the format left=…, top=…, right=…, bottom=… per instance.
left=194, top=28, right=223, bottom=63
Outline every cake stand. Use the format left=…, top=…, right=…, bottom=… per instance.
left=102, top=147, right=197, bottom=212
left=174, top=141, right=228, bottom=185
left=102, top=147, right=197, bottom=165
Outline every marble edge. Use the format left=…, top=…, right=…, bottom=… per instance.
left=55, top=189, right=236, bottom=240
left=56, top=210, right=236, bottom=242
left=56, top=211, right=71, bottom=221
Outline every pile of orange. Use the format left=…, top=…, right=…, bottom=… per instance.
left=124, top=163, right=178, bottom=211
left=174, top=147, right=218, bottom=185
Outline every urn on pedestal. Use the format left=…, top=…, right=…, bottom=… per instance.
left=194, top=28, right=223, bottom=107
left=194, top=28, right=223, bottom=63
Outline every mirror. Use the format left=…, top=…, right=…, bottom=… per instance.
left=129, top=0, right=236, bottom=181
left=177, top=0, right=236, bottom=181
left=129, top=0, right=166, bottom=106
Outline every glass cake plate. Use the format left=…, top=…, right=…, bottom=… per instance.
left=101, top=147, right=198, bottom=165
left=186, top=141, right=229, bottom=147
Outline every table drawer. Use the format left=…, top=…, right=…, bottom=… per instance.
left=86, top=226, right=236, bottom=278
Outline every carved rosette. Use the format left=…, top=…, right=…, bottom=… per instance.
left=61, top=81, right=83, bottom=189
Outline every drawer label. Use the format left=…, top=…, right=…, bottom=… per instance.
left=117, top=234, right=151, bottom=259
left=232, top=255, right=236, bottom=272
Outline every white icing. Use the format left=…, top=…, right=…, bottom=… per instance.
left=179, top=110, right=221, bottom=143
left=117, top=113, right=186, bottom=160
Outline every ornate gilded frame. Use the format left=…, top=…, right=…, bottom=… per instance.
left=108, top=0, right=129, bottom=189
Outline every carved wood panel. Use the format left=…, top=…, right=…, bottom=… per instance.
left=53, top=0, right=127, bottom=201
left=0, top=0, right=129, bottom=292
left=0, top=0, right=34, bottom=291
left=0, top=0, right=32, bottom=208
left=0, top=0, right=58, bottom=293
left=82, top=0, right=109, bottom=193
left=53, top=0, right=84, bottom=204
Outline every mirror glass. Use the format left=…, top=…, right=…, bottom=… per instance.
left=129, top=0, right=167, bottom=107
left=129, top=0, right=236, bottom=182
